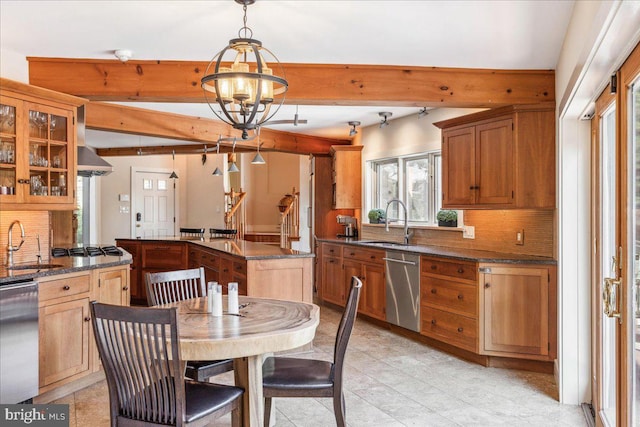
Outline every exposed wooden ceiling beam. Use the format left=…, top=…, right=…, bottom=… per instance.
left=86, top=102, right=350, bottom=156
left=28, top=58, right=555, bottom=106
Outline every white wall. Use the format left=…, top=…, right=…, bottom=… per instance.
left=0, top=48, right=28, bottom=82
left=555, top=0, right=640, bottom=405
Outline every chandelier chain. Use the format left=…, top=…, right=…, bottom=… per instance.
left=238, top=4, right=253, bottom=39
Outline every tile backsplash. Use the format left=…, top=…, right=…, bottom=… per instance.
left=0, top=211, right=51, bottom=265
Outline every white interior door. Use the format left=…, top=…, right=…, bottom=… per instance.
left=132, top=171, right=175, bottom=238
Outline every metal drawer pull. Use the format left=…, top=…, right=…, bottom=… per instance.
left=84, top=317, right=91, bottom=322
left=430, top=289, right=437, bottom=294
left=382, top=257, right=417, bottom=266
left=430, top=265, right=437, bottom=270
left=457, top=268, right=464, bottom=273
left=457, top=327, right=463, bottom=333
left=457, top=294, right=463, bottom=300
left=431, top=319, right=437, bottom=325
left=123, top=287, right=129, bottom=291
left=63, top=285, right=70, bottom=290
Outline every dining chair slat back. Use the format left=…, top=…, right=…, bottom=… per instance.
left=262, top=276, right=362, bottom=427
left=91, top=302, right=243, bottom=426
left=146, top=267, right=206, bottom=306
left=145, top=267, right=234, bottom=382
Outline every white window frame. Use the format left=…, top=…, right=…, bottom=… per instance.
left=367, top=151, right=441, bottom=225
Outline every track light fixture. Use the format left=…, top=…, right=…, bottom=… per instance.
left=212, top=141, right=223, bottom=176
left=228, top=138, right=240, bottom=173
left=169, top=150, right=178, bottom=179
left=418, top=107, right=429, bottom=119
left=251, top=127, right=266, bottom=164
left=348, top=121, right=360, bottom=137
left=379, top=112, right=392, bottom=128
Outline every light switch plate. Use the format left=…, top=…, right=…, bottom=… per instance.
left=462, top=225, right=475, bottom=239
left=119, top=205, right=130, bottom=214
left=119, top=194, right=130, bottom=202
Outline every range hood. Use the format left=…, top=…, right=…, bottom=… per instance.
left=76, top=105, right=113, bottom=177
left=77, top=146, right=113, bottom=177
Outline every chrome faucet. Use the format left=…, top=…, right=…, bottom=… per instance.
left=384, top=199, right=412, bottom=245
left=7, top=220, right=25, bottom=266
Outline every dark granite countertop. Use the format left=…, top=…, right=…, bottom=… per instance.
left=317, top=237, right=556, bottom=265
left=0, top=250, right=133, bottom=285
left=116, top=237, right=314, bottom=260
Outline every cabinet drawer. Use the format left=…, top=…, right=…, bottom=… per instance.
left=421, top=277, right=477, bottom=317
left=343, top=247, right=384, bottom=264
left=142, top=244, right=186, bottom=269
left=232, top=260, right=247, bottom=276
left=421, top=257, right=477, bottom=281
left=200, top=251, right=220, bottom=269
left=39, top=274, right=90, bottom=302
left=322, top=243, right=342, bottom=257
left=421, top=306, right=477, bottom=352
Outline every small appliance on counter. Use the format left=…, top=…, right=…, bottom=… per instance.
left=336, top=215, right=358, bottom=238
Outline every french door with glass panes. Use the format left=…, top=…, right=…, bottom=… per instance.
left=592, top=41, right=640, bottom=427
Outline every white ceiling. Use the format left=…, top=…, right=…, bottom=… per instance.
left=0, top=0, right=575, bottom=146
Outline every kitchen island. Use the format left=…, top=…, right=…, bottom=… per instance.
left=116, top=237, right=314, bottom=305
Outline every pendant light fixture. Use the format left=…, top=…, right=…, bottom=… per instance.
left=201, top=0, right=288, bottom=140
left=251, top=126, right=266, bottom=164
left=228, top=138, right=240, bottom=173
left=379, top=112, right=392, bottom=128
left=212, top=141, right=223, bottom=176
left=348, top=121, right=360, bottom=137
left=169, top=150, right=178, bottom=179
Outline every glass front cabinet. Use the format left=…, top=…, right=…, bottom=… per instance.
left=0, top=79, right=85, bottom=209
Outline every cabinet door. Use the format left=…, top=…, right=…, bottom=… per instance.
left=39, top=297, right=91, bottom=387
left=360, top=263, right=386, bottom=320
left=97, top=268, right=129, bottom=306
left=442, top=126, right=475, bottom=206
left=323, top=256, right=347, bottom=306
left=481, top=266, right=549, bottom=357
left=0, top=96, right=21, bottom=202
left=475, top=119, right=513, bottom=205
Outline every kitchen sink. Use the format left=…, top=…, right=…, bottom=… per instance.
left=359, top=241, right=415, bottom=248
left=8, top=263, right=64, bottom=271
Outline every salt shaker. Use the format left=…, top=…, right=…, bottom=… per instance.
left=207, top=281, right=218, bottom=314
left=212, top=284, right=223, bottom=317
left=228, top=282, right=239, bottom=315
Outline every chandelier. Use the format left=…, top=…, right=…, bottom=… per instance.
left=201, top=0, right=288, bottom=139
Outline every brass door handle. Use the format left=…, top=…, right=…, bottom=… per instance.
left=603, top=277, right=622, bottom=320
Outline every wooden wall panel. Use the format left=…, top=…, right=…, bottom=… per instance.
left=360, top=209, right=554, bottom=258
left=0, top=211, right=51, bottom=264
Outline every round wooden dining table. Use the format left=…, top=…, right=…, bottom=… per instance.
left=160, top=295, right=320, bottom=427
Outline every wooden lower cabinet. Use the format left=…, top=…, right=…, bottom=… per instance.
left=37, top=265, right=131, bottom=398
left=322, top=256, right=344, bottom=305
left=343, top=258, right=386, bottom=321
left=420, top=256, right=479, bottom=353
left=116, top=239, right=141, bottom=303
left=38, top=272, right=92, bottom=391
left=479, top=264, right=554, bottom=360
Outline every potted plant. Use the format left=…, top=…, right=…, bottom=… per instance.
left=367, top=209, right=386, bottom=224
left=437, top=210, right=458, bottom=227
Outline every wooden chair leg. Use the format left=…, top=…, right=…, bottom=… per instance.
left=333, top=391, right=346, bottom=427
left=264, top=397, right=273, bottom=427
left=231, top=403, right=242, bottom=427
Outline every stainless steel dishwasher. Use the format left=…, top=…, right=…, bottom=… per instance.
left=0, top=279, right=39, bottom=403
left=383, top=251, right=420, bottom=332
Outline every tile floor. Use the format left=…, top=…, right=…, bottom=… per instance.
left=54, top=306, right=587, bottom=426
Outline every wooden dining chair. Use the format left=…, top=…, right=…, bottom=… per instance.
left=145, top=267, right=234, bottom=382
left=180, top=227, right=205, bottom=239
left=90, top=302, right=243, bottom=427
left=261, top=276, right=362, bottom=427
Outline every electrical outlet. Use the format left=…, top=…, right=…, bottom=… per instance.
left=516, top=229, right=525, bottom=245
left=462, top=225, right=475, bottom=239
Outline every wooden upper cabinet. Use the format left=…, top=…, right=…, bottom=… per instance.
left=330, top=145, right=362, bottom=209
left=0, top=78, right=85, bottom=210
left=435, top=103, right=555, bottom=209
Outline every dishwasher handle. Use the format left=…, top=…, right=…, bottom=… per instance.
left=383, top=257, right=417, bottom=266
